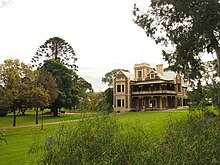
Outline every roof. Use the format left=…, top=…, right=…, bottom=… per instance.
left=132, top=80, right=168, bottom=85
left=163, top=71, right=176, bottom=80
left=120, top=70, right=134, bottom=79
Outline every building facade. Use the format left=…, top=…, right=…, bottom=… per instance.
left=113, top=63, right=188, bottom=112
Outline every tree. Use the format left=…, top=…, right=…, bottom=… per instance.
left=133, top=0, right=220, bottom=79
left=76, top=77, right=93, bottom=110
left=103, top=88, right=114, bottom=112
left=0, top=59, right=49, bottom=126
left=37, top=71, right=59, bottom=106
left=102, top=69, right=129, bottom=87
left=32, top=37, right=78, bottom=70
left=27, top=86, right=50, bottom=124
left=201, top=60, right=220, bottom=109
left=40, top=59, right=80, bottom=116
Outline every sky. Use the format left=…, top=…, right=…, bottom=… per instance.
left=0, top=0, right=165, bottom=92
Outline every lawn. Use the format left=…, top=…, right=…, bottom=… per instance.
left=117, top=108, right=188, bottom=135
left=0, top=108, right=189, bottom=165
left=0, top=109, right=96, bottom=128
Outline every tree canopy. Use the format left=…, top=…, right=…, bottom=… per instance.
left=134, top=0, right=220, bottom=79
left=0, top=59, right=49, bottom=125
left=32, top=37, right=78, bottom=70
left=40, top=59, right=80, bottom=116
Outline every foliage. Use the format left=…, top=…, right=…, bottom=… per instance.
left=204, top=82, right=220, bottom=109
left=1, top=109, right=187, bottom=165
left=0, top=106, right=8, bottom=117
left=147, top=113, right=220, bottom=164
left=32, top=115, right=150, bottom=165
left=84, top=92, right=104, bottom=111
left=0, top=59, right=49, bottom=126
left=0, top=132, right=7, bottom=144
left=134, top=0, right=220, bottom=79
left=76, top=77, right=93, bottom=110
left=102, top=69, right=129, bottom=87
left=104, top=87, right=113, bottom=112
left=32, top=36, right=78, bottom=70
left=202, top=61, right=220, bottom=109
left=40, top=59, right=80, bottom=116
left=37, top=71, right=59, bottom=106
left=84, top=89, right=113, bottom=113
left=187, top=60, right=220, bottom=109
left=32, top=110, right=220, bottom=165
left=77, top=77, right=93, bottom=93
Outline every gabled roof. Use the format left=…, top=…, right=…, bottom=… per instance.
left=119, top=70, right=134, bottom=79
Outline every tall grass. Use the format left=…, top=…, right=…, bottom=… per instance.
left=147, top=113, right=220, bottom=164
left=32, top=111, right=220, bottom=165
left=30, top=115, right=151, bottom=164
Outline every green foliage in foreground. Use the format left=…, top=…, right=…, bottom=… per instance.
left=0, top=110, right=186, bottom=165
left=148, top=114, right=220, bottom=164
left=31, top=110, right=220, bottom=165
left=30, top=116, right=150, bottom=165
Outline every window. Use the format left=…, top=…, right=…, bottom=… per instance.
left=122, top=99, right=124, bottom=107
left=117, top=99, right=121, bottom=107
left=138, top=70, right=142, bottom=78
left=178, top=84, right=181, bottom=92
left=117, top=85, right=121, bottom=92
left=150, top=73, right=155, bottom=79
left=122, top=84, right=124, bottom=92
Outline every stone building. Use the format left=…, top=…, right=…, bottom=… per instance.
left=113, top=63, right=188, bottom=112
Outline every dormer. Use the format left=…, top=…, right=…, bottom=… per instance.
left=147, top=70, right=160, bottom=80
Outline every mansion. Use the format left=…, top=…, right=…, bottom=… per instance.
left=113, top=63, right=188, bottom=112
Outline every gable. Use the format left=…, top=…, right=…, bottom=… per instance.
left=115, top=70, right=129, bottom=80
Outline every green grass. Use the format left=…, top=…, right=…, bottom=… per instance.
left=0, top=108, right=189, bottom=165
left=0, top=125, right=59, bottom=165
left=117, top=108, right=188, bottom=134
left=0, top=109, right=96, bottom=128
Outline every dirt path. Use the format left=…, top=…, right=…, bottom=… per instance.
left=0, top=118, right=85, bottom=130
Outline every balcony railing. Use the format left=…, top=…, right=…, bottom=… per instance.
left=132, top=90, right=177, bottom=95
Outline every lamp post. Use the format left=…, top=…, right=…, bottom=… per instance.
left=41, top=107, right=44, bottom=131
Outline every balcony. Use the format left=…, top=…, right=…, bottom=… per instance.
left=132, top=90, right=176, bottom=95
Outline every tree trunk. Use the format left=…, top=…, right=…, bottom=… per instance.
left=210, top=31, right=220, bottom=77
left=52, top=106, right=58, bottom=116
left=21, top=108, right=26, bottom=115
left=13, top=109, right=16, bottom=127
left=36, top=107, right=38, bottom=124
left=55, top=42, right=58, bottom=60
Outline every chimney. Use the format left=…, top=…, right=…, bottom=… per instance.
left=156, top=64, right=164, bottom=75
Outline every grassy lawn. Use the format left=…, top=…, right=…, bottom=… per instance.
left=0, top=109, right=96, bottom=128
left=0, top=125, right=58, bottom=165
left=117, top=108, right=188, bottom=135
left=0, top=108, right=189, bottom=165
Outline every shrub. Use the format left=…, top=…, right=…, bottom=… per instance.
left=0, top=132, right=7, bottom=144
left=0, top=107, right=8, bottom=117
left=147, top=114, right=220, bottom=164
left=32, top=110, right=220, bottom=165
left=32, top=115, right=151, bottom=165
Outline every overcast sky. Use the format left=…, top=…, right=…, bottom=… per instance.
left=0, top=0, right=165, bottom=91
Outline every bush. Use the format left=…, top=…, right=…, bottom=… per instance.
left=32, top=111, right=220, bottom=165
left=0, top=107, right=8, bottom=117
left=148, top=114, right=220, bottom=164
left=32, top=115, right=151, bottom=165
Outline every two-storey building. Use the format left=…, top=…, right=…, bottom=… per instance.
left=113, top=63, right=188, bottom=112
